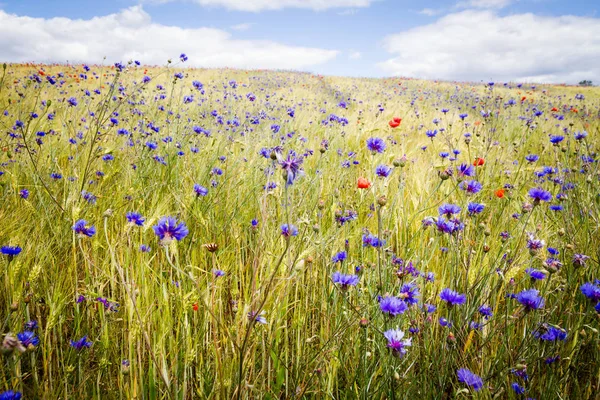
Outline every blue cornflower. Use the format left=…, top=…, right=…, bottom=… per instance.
left=516, top=289, right=544, bottom=310
left=139, top=244, right=151, bottom=253
left=440, top=288, right=466, bottom=306
left=399, top=283, right=420, bottom=305
left=67, top=97, right=78, bottom=107
left=179, top=53, right=188, bottom=62
left=511, top=382, right=526, bottom=395
left=438, top=203, right=461, bottom=217
left=528, top=188, right=552, bottom=204
left=248, top=311, right=267, bottom=325
left=19, top=189, right=29, bottom=199
left=549, top=135, right=564, bottom=145
left=580, top=282, right=600, bottom=302
left=280, top=224, right=298, bottom=238
left=213, top=269, right=225, bottom=277
left=456, top=163, right=475, bottom=178
left=331, top=251, right=347, bottom=263
left=379, top=296, right=408, bottom=316
left=332, top=272, right=359, bottom=289
left=460, top=180, right=483, bottom=195
left=193, top=184, right=208, bottom=197
left=457, top=368, right=484, bottom=391
left=375, top=164, right=392, bottom=178
left=362, top=233, right=384, bottom=247
left=126, top=212, right=145, bottom=226
left=279, top=154, right=304, bottom=186
left=153, top=216, right=189, bottom=244
left=425, top=129, right=438, bottom=138
left=70, top=336, right=92, bottom=350
left=366, top=137, right=386, bottom=153
left=478, top=305, right=493, bottom=319
left=467, top=202, right=485, bottom=215
left=383, top=329, right=411, bottom=357
left=533, top=325, right=567, bottom=341
left=574, top=131, right=587, bottom=141
left=525, top=268, right=546, bottom=281
left=0, top=390, right=22, bottom=400
left=525, top=154, right=539, bottom=163
left=1, top=246, right=21, bottom=258
left=17, top=331, right=39, bottom=347
left=72, top=220, right=96, bottom=237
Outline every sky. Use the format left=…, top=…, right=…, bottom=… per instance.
left=0, top=0, right=598, bottom=83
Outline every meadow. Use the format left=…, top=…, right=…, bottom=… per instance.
left=0, top=59, right=598, bottom=399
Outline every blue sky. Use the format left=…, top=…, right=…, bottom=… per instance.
left=0, top=0, right=598, bottom=83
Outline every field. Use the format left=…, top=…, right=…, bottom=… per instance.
left=0, top=61, right=599, bottom=399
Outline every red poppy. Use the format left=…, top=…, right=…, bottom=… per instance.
left=521, top=96, right=526, bottom=102
left=571, top=108, right=578, bottom=113
left=193, top=303, right=199, bottom=311
left=495, top=189, right=505, bottom=198
left=357, top=177, right=371, bottom=189
left=551, top=107, right=558, bottom=112
left=473, top=158, right=485, bottom=167
left=389, top=117, right=402, bottom=128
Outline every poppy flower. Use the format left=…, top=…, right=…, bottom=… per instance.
left=389, top=117, right=402, bottom=128
left=193, top=303, right=199, bottom=311
left=551, top=107, right=558, bottom=112
left=473, top=158, right=485, bottom=166
left=521, top=96, right=526, bottom=102
left=571, top=108, right=578, bottom=113
left=494, top=188, right=505, bottom=198
left=357, top=177, right=371, bottom=189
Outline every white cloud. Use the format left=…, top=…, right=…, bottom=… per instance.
left=0, top=6, right=338, bottom=70
left=230, top=22, right=253, bottom=30
left=418, top=8, right=443, bottom=16
left=456, top=0, right=513, bottom=8
left=143, top=0, right=375, bottom=12
left=378, top=10, right=600, bottom=84
left=348, top=51, right=362, bottom=60
left=338, top=8, right=358, bottom=16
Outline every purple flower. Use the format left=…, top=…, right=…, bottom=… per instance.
left=213, top=269, right=225, bottom=277
left=72, top=220, right=96, bottom=237
left=457, top=368, right=484, bottom=391
left=331, top=251, right=347, bottom=263
left=573, top=254, right=589, bottom=268
left=366, top=137, right=386, bottom=153
left=194, top=184, right=208, bottom=197
left=533, top=325, right=567, bottom=341
left=438, top=203, right=461, bottom=217
left=456, top=163, right=475, bottom=178
left=332, top=272, right=359, bottom=289
left=467, top=202, right=485, bottom=215
left=0, top=391, right=22, bottom=400
left=375, top=164, right=392, bottom=178
left=70, top=336, right=92, bottom=350
left=460, top=180, right=483, bottom=195
left=362, top=233, right=384, bottom=247
left=478, top=305, right=493, bottom=319
left=511, top=382, right=526, bottom=395
left=580, top=282, right=600, bottom=302
left=528, top=188, right=552, bottom=203
left=440, top=288, right=466, bottom=306
left=139, top=244, right=151, bottom=253
left=279, top=153, right=304, bottom=186
left=383, top=329, right=411, bottom=357
left=525, top=268, right=546, bottom=281
left=19, top=189, right=29, bottom=199
left=126, top=212, right=145, bottom=226
left=17, top=331, right=39, bottom=347
left=1, top=246, right=21, bottom=258
left=399, top=283, right=420, bottom=305
left=280, top=224, right=298, bottom=238
left=248, top=311, right=267, bottom=325
left=67, top=97, right=78, bottom=107
left=153, top=216, right=189, bottom=243
left=516, top=289, right=544, bottom=310
left=379, top=296, right=408, bottom=316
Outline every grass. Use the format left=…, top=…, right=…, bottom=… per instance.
left=0, top=61, right=599, bottom=399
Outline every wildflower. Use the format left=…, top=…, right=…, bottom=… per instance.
left=17, top=331, right=39, bottom=348
left=331, top=251, right=347, bottom=263
left=438, top=204, right=461, bottom=218
left=388, top=117, right=401, bottom=128
left=139, top=244, right=151, bottom=253
left=467, top=202, right=485, bottom=215
left=24, top=320, right=38, bottom=330
left=511, top=382, right=526, bottom=395
left=379, top=296, right=408, bottom=316
left=126, top=212, right=145, bottom=226
left=478, top=305, right=493, bottom=319
left=457, top=368, right=484, bottom=392
left=193, top=184, right=208, bottom=197
left=67, top=97, right=78, bottom=107
left=375, top=164, right=392, bottom=178
left=0, top=391, right=22, bottom=400
left=366, top=137, right=386, bottom=153
left=516, top=289, right=544, bottom=310
left=525, top=268, right=546, bottom=281
left=332, top=272, right=359, bottom=289
left=152, top=216, right=189, bottom=244
left=357, top=177, right=371, bottom=189
left=70, top=336, right=92, bottom=350
left=495, top=188, right=505, bottom=198
left=248, top=311, right=267, bottom=325
left=399, top=283, right=420, bottom=305
left=456, top=163, right=475, bottom=178
left=213, top=269, right=225, bottom=277
left=19, top=189, right=29, bottom=199
left=473, top=157, right=485, bottom=166
left=279, top=153, right=304, bottom=185
left=528, top=188, right=552, bottom=204
left=460, top=180, right=483, bottom=195
left=533, top=325, right=567, bottom=341
left=440, top=288, right=466, bottom=306
left=72, top=220, right=96, bottom=237
left=1, top=246, right=21, bottom=259
left=573, top=254, right=589, bottom=268
left=580, top=282, right=600, bottom=302
left=280, top=224, right=298, bottom=238
left=525, top=154, right=539, bottom=163
left=383, top=329, right=411, bottom=357
left=362, top=233, right=384, bottom=247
